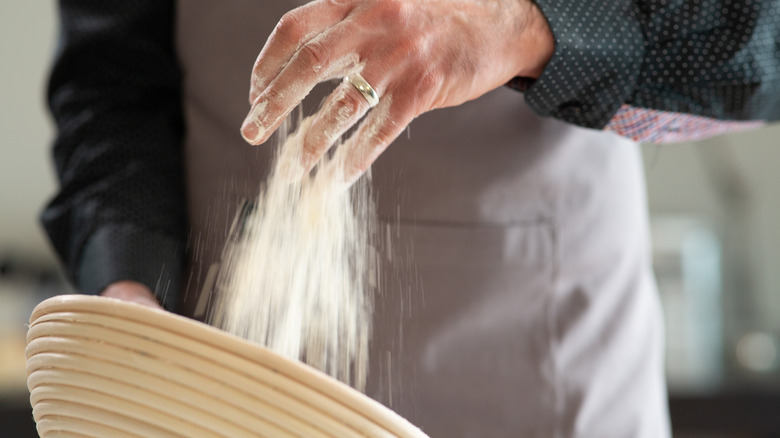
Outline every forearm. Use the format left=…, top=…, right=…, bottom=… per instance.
left=44, top=0, right=186, bottom=310
left=521, top=0, right=779, bottom=141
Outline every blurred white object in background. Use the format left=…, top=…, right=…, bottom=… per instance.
left=652, top=215, right=724, bottom=391
left=736, top=331, right=778, bottom=373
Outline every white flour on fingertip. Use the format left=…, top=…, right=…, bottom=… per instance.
left=210, top=111, right=379, bottom=391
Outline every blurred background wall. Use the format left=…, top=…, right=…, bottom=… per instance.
left=2, top=2, right=780, bottom=437
left=1, top=2, right=57, bottom=260
left=0, top=2, right=64, bottom=435
left=0, top=4, right=67, bottom=435
left=645, top=129, right=780, bottom=388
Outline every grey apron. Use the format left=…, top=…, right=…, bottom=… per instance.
left=175, top=1, right=671, bottom=436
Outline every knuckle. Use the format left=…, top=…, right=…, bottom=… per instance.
left=259, top=89, right=286, bottom=117
left=375, top=124, right=397, bottom=144
left=368, top=119, right=399, bottom=145
left=375, top=0, right=410, bottom=24
left=418, top=69, right=442, bottom=92
left=263, top=87, right=283, bottom=104
left=298, top=40, right=330, bottom=69
left=395, top=69, right=439, bottom=108
left=302, top=134, right=329, bottom=160
left=275, top=11, right=306, bottom=44
left=339, top=88, right=367, bottom=115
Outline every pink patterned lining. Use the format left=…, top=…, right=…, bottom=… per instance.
left=605, top=104, right=766, bottom=143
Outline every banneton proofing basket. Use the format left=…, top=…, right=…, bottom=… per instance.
left=26, top=295, right=428, bottom=438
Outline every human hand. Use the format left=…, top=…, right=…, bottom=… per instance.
left=100, top=281, right=164, bottom=310
left=241, top=0, right=554, bottom=183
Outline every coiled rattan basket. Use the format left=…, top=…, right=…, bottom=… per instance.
left=26, top=295, right=427, bottom=438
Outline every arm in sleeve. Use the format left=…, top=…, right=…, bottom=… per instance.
left=42, top=0, right=186, bottom=311
left=521, top=0, right=780, bottom=142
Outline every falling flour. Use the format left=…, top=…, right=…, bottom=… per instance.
left=210, top=112, right=378, bottom=391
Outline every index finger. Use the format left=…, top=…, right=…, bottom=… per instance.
left=241, top=22, right=365, bottom=145
left=249, top=0, right=353, bottom=104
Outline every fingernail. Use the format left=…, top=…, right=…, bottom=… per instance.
left=241, top=101, right=268, bottom=144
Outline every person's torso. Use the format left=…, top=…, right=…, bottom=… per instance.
left=174, top=2, right=669, bottom=436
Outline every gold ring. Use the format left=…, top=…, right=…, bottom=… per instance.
left=345, top=73, right=379, bottom=108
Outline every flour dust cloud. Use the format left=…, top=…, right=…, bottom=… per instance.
left=210, top=112, right=379, bottom=391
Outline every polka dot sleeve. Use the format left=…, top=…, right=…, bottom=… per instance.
left=524, top=0, right=780, bottom=134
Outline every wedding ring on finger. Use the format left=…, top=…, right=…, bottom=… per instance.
left=345, top=73, right=380, bottom=108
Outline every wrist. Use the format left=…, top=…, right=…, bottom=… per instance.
left=516, top=0, right=555, bottom=79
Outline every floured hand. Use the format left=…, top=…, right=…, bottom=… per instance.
left=241, top=0, right=554, bottom=183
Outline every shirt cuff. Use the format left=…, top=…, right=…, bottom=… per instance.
left=77, top=223, right=184, bottom=312
left=605, top=104, right=767, bottom=143
left=523, top=0, right=645, bottom=129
